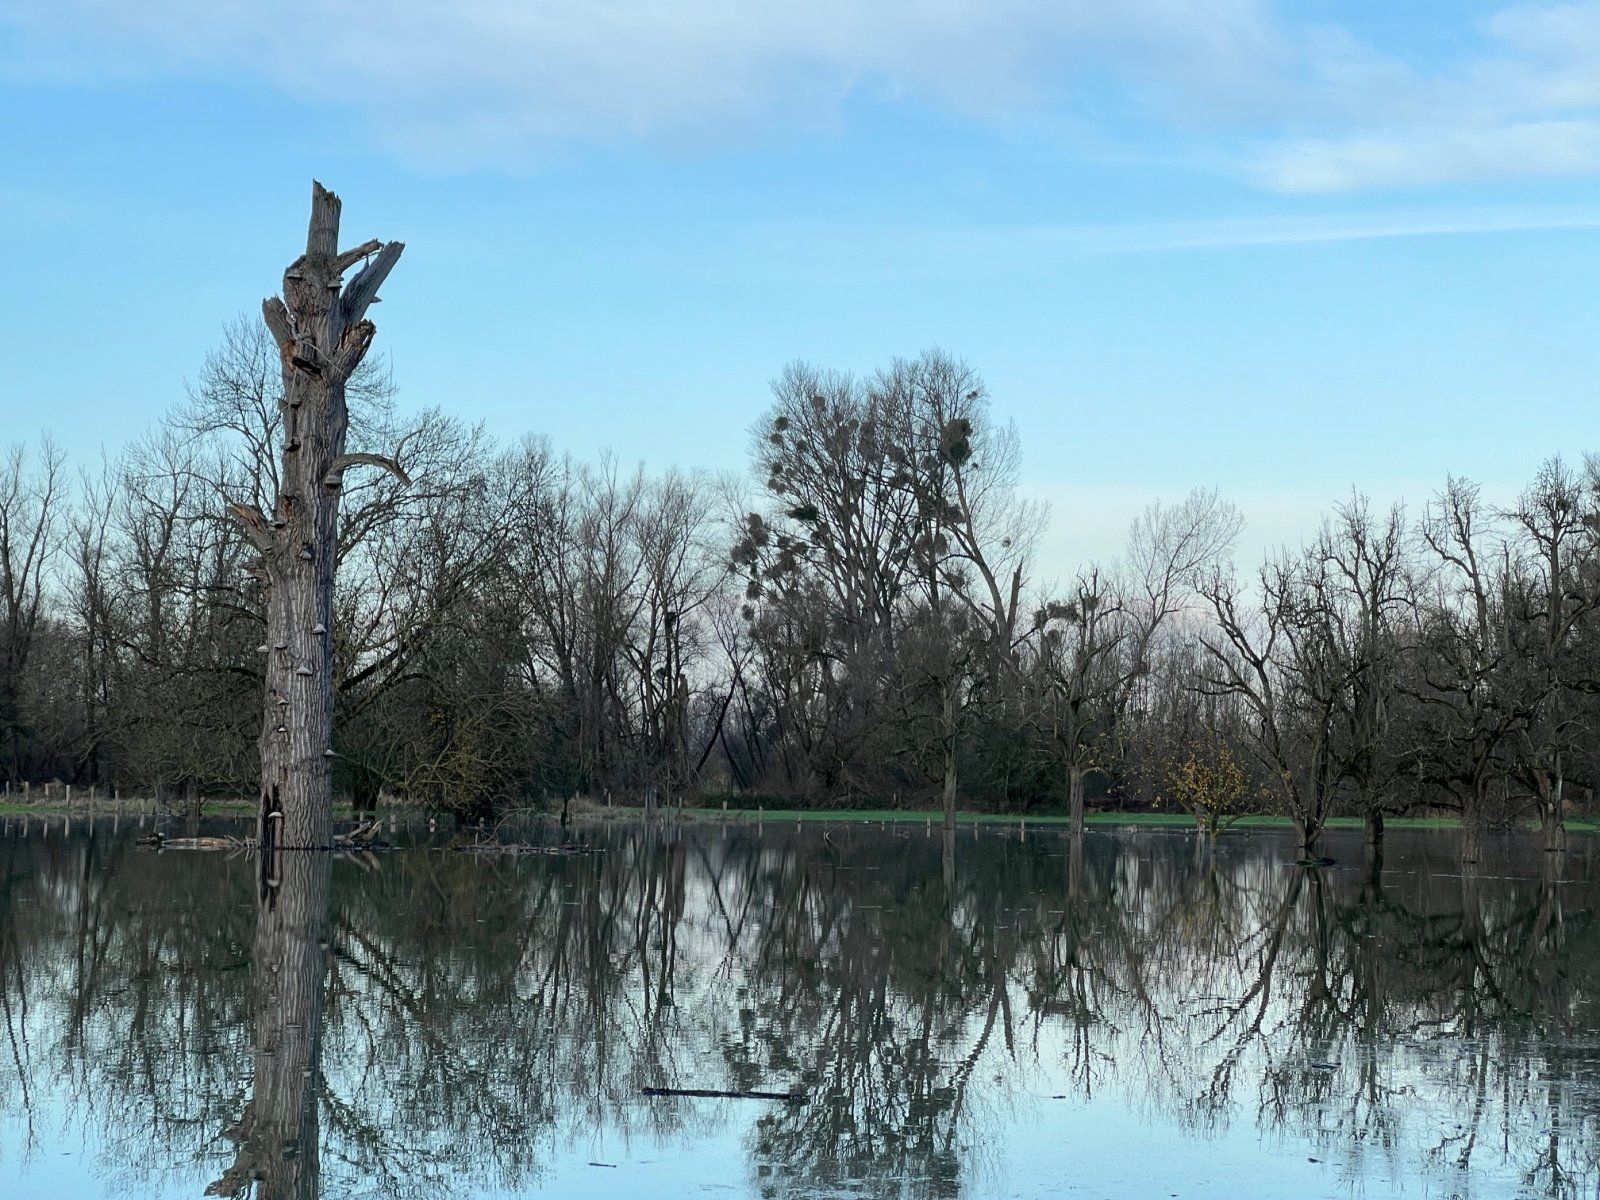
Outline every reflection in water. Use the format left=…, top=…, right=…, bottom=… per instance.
left=0, top=818, right=1598, bottom=1198
left=207, top=851, right=330, bottom=1198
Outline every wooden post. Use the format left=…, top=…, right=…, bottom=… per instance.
left=231, top=181, right=404, bottom=852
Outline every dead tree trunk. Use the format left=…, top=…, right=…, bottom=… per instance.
left=230, top=181, right=404, bottom=851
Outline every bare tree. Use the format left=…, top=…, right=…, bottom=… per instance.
left=1033, top=488, right=1242, bottom=834
left=0, top=438, right=65, bottom=781
left=1413, top=479, right=1528, bottom=864
left=1309, top=495, right=1414, bottom=848
left=1200, top=558, right=1343, bottom=851
left=1030, top=570, right=1125, bottom=834
left=1503, top=458, right=1600, bottom=853
left=65, top=459, right=117, bottom=785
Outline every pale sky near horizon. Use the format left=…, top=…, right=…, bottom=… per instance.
left=2, top=0, right=1598, bottom=578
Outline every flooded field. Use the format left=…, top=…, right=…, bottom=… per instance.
left=0, top=817, right=1595, bottom=1198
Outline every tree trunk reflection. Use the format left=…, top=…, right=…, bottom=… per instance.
left=208, top=851, right=331, bottom=1199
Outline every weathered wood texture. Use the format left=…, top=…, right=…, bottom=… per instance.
left=235, top=181, right=403, bottom=850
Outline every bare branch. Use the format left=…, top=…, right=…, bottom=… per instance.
left=325, top=453, right=410, bottom=489
left=334, top=239, right=382, bottom=274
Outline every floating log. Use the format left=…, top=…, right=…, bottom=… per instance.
left=455, top=842, right=604, bottom=856
left=158, top=836, right=247, bottom=851
left=335, top=818, right=383, bottom=845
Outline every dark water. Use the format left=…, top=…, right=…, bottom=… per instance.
left=1, top=816, right=1597, bottom=1199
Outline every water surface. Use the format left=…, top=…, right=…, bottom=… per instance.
left=0, top=816, right=1596, bottom=1198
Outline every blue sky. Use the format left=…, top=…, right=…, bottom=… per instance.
left=2, top=0, right=1598, bottom=571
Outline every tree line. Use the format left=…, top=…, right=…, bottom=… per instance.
left=3, top=327, right=1599, bottom=852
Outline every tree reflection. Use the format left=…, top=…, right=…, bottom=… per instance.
left=0, top=819, right=1597, bottom=1198
left=208, top=851, right=331, bottom=1199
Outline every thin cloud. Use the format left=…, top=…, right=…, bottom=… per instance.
left=1257, top=2, right=1600, bottom=192
left=0, top=0, right=1283, bottom=165
left=9, top=0, right=1600, bottom=193
left=1260, top=121, right=1600, bottom=193
left=0, top=0, right=1273, bottom=155
left=909, top=206, right=1600, bottom=263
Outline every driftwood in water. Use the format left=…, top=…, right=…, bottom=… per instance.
left=454, top=841, right=604, bottom=856
left=154, top=836, right=248, bottom=852
left=138, top=827, right=384, bottom=854
left=333, top=818, right=384, bottom=848
left=641, top=1086, right=805, bottom=1102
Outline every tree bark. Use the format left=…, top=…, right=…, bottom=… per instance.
left=1461, top=811, right=1486, bottom=866
left=941, top=825, right=956, bottom=900
left=238, top=182, right=402, bottom=850
left=1541, top=803, right=1567, bottom=854
left=1363, top=807, right=1384, bottom=848
left=1068, top=765, right=1086, bottom=837
left=941, top=680, right=958, bottom=833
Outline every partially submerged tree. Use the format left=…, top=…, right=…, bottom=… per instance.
left=1030, top=570, right=1124, bottom=835
left=1308, top=496, right=1414, bottom=848
left=1411, top=479, right=1529, bottom=864
left=1503, top=458, right=1600, bottom=854
left=228, top=182, right=404, bottom=851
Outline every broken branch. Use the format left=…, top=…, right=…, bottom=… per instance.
left=225, top=502, right=274, bottom=552
left=261, top=297, right=293, bottom=349
left=341, top=241, right=403, bottom=327
left=334, top=238, right=382, bottom=274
